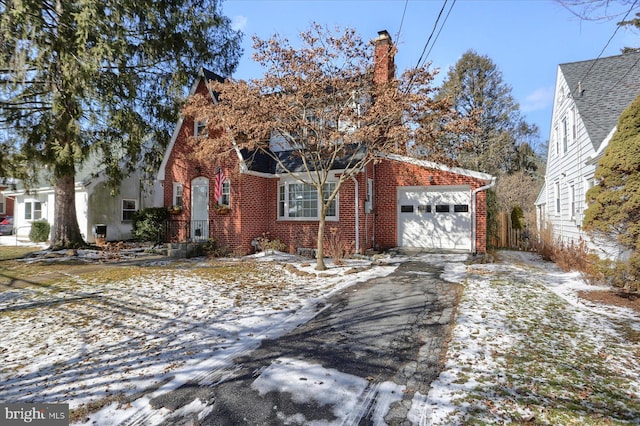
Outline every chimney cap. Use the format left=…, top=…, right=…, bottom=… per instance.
left=376, top=30, right=391, bottom=41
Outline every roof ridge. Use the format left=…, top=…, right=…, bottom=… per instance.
left=559, top=50, right=640, bottom=67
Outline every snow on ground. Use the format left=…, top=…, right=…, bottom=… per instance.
left=0, top=234, right=48, bottom=248
left=0, top=248, right=396, bottom=424
left=419, top=250, right=640, bottom=425
left=2, top=246, right=639, bottom=425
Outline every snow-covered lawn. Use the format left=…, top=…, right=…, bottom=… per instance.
left=0, top=249, right=396, bottom=424
left=1, top=247, right=639, bottom=425
left=420, top=250, right=640, bottom=425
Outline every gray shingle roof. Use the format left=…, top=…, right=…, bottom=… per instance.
left=560, top=51, right=640, bottom=152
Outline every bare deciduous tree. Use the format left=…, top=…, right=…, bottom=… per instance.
left=184, top=24, right=473, bottom=270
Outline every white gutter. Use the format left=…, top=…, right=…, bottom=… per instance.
left=351, top=176, right=360, bottom=253
left=471, top=177, right=496, bottom=254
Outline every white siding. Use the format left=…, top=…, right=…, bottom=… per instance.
left=538, top=68, right=621, bottom=259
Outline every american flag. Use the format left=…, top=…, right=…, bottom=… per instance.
left=214, top=168, right=226, bottom=204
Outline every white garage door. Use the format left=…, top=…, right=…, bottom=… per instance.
left=398, top=186, right=472, bottom=251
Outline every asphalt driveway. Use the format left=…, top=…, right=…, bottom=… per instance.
left=140, top=253, right=467, bottom=426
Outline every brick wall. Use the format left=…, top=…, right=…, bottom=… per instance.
left=266, top=178, right=360, bottom=254
left=373, top=158, right=489, bottom=253
left=162, top=78, right=489, bottom=255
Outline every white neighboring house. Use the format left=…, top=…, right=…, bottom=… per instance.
left=536, top=51, right=640, bottom=259
left=2, top=158, right=162, bottom=243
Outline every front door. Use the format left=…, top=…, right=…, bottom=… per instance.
left=191, top=177, right=209, bottom=241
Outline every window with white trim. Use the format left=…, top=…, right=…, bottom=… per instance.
left=0, top=196, right=5, bottom=214
left=561, top=116, right=568, bottom=153
left=570, top=184, right=576, bottom=218
left=195, top=120, right=207, bottom=137
left=323, top=182, right=337, bottom=217
left=220, top=180, right=230, bottom=207
left=173, top=182, right=183, bottom=208
left=554, top=181, right=561, bottom=215
left=25, top=201, right=42, bottom=221
left=571, top=106, right=577, bottom=143
left=278, top=180, right=338, bottom=220
left=365, top=178, right=374, bottom=213
left=122, top=199, right=137, bottom=222
left=584, top=177, right=596, bottom=209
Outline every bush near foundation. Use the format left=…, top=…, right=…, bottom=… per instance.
left=132, top=207, right=168, bottom=242
left=533, top=222, right=638, bottom=292
left=29, top=220, right=50, bottom=243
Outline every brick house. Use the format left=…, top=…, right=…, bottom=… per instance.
left=157, top=31, right=494, bottom=255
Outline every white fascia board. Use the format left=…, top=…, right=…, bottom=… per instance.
left=585, top=126, right=617, bottom=166
left=535, top=182, right=547, bottom=206
left=380, top=153, right=494, bottom=182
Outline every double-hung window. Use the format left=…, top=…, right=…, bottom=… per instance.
left=561, top=116, right=568, bottom=153
left=278, top=180, right=338, bottom=220
left=220, top=180, right=230, bottom=207
left=570, top=184, right=576, bottom=218
left=173, top=183, right=183, bottom=208
left=122, top=199, right=137, bottom=222
left=25, top=201, right=42, bottom=221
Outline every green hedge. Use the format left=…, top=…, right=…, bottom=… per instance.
left=29, top=220, right=50, bottom=243
left=132, top=207, right=168, bottom=242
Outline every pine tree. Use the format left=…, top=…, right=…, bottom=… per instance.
left=584, top=94, right=640, bottom=282
left=0, top=0, right=242, bottom=249
left=436, top=50, right=543, bottom=239
left=436, top=50, right=539, bottom=176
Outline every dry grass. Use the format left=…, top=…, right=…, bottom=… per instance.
left=0, top=245, right=43, bottom=261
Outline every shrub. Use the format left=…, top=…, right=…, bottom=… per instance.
left=255, top=233, right=286, bottom=254
left=511, top=206, right=525, bottom=230
left=325, top=229, right=354, bottom=266
left=486, top=189, right=500, bottom=249
left=532, top=221, right=638, bottom=291
left=202, top=238, right=225, bottom=258
left=552, top=239, right=591, bottom=272
left=132, top=207, right=168, bottom=242
left=531, top=222, right=554, bottom=261
left=29, top=220, right=50, bottom=243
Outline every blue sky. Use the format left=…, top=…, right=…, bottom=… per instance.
left=221, top=0, right=638, bottom=147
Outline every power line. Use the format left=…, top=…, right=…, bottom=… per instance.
left=422, top=0, right=456, bottom=66
left=395, top=0, right=409, bottom=45
left=578, top=0, right=639, bottom=87
left=415, top=0, right=449, bottom=70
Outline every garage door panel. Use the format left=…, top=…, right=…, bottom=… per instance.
left=398, top=186, right=471, bottom=251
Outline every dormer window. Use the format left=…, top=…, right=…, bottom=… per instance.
left=195, top=120, right=207, bottom=137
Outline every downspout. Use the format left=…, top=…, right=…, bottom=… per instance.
left=471, top=177, right=496, bottom=254
left=351, top=176, right=360, bottom=253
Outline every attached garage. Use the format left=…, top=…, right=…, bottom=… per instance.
left=398, top=185, right=472, bottom=251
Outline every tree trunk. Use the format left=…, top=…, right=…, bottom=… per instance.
left=50, top=168, right=85, bottom=250
left=315, top=209, right=327, bottom=271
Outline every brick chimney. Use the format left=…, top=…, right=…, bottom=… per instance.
left=373, top=30, right=395, bottom=84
